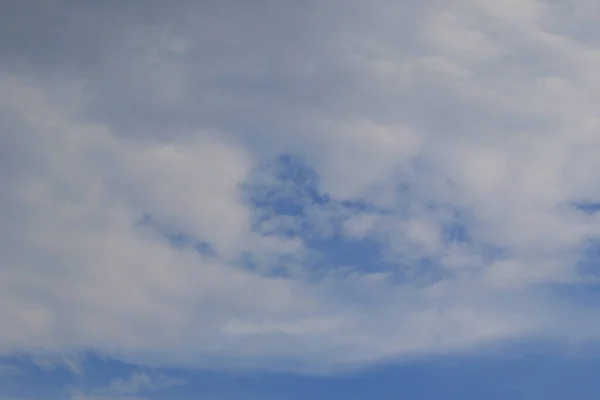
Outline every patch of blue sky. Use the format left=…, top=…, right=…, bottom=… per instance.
left=442, top=213, right=509, bottom=264
left=0, top=353, right=168, bottom=400
left=547, top=281, right=600, bottom=309
left=136, top=155, right=508, bottom=289
left=0, top=353, right=86, bottom=400
left=246, top=155, right=400, bottom=277
left=573, top=201, right=600, bottom=215
left=441, top=210, right=470, bottom=244
left=568, top=238, right=600, bottom=306
left=247, top=155, right=327, bottom=219
left=237, top=251, right=300, bottom=279
left=245, top=155, right=491, bottom=288
left=136, top=214, right=217, bottom=257
left=6, top=346, right=600, bottom=400
left=574, top=200, right=600, bottom=280
left=540, top=203, right=600, bottom=305
left=578, top=239, right=600, bottom=275
left=573, top=200, right=600, bottom=281
left=168, top=232, right=217, bottom=258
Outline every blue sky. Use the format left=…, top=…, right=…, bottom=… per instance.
left=3, top=0, right=600, bottom=398
left=5, top=345, right=600, bottom=399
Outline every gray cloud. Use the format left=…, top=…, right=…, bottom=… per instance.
left=2, top=0, right=600, bottom=372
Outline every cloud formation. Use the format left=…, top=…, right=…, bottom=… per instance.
left=69, top=372, right=184, bottom=400
left=2, top=0, right=600, bottom=371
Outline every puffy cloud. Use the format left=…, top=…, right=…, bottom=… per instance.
left=2, top=0, right=600, bottom=372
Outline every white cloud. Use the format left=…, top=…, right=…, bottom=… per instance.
left=69, top=372, right=184, bottom=400
left=31, top=355, right=84, bottom=375
left=108, top=373, right=185, bottom=395
left=2, top=0, right=600, bottom=373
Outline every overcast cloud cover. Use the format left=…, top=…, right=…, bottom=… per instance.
left=4, top=0, right=600, bottom=388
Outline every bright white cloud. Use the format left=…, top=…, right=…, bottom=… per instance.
left=2, top=0, right=600, bottom=373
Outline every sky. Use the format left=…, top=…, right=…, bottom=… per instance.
left=3, top=0, right=600, bottom=398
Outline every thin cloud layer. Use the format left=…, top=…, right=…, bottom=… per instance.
left=2, top=0, right=600, bottom=371
left=69, top=372, right=185, bottom=400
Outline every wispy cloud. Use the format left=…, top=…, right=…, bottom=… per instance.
left=69, top=372, right=185, bottom=400
left=32, top=355, right=84, bottom=376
